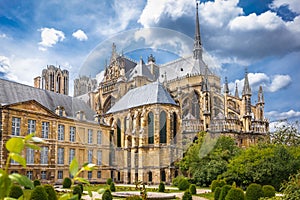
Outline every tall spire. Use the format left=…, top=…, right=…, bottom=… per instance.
left=224, top=77, right=229, bottom=94
left=257, top=85, right=264, bottom=103
left=242, top=69, right=251, bottom=96
left=234, top=83, right=239, bottom=98
left=193, top=2, right=202, bottom=60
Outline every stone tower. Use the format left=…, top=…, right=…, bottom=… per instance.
left=34, top=65, right=69, bottom=95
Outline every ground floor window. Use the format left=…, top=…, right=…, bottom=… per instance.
left=58, top=171, right=63, bottom=179
left=88, top=171, right=92, bottom=179
left=148, top=171, right=152, bottom=182
left=27, top=171, right=33, bottom=180
left=97, top=171, right=101, bottom=178
left=41, top=171, right=47, bottom=179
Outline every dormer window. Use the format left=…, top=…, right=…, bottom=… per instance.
left=55, top=106, right=65, bottom=117
left=76, top=111, right=85, bottom=120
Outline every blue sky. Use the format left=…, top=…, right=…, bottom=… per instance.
left=0, top=0, right=300, bottom=124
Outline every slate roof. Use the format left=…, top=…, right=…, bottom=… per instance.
left=159, top=55, right=212, bottom=82
left=107, top=81, right=177, bottom=114
left=126, top=58, right=154, bottom=81
left=0, top=78, right=96, bottom=121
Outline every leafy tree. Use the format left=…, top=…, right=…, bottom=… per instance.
left=221, top=144, right=300, bottom=190
left=281, top=171, right=300, bottom=200
left=269, top=120, right=300, bottom=146
left=179, top=133, right=239, bottom=186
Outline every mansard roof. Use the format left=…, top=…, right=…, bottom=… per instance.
left=107, top=81, right=177, bottom=114
left=0, top=78, right=96, bottom=121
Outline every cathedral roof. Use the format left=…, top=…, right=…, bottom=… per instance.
left=126, top=58, right=154, bottom=81
left=0, top=78, right=96, bottom=121
left=107, top=81, right=177, bottom=114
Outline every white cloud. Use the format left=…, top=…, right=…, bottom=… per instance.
left=229, top=11, right=283, bottom=31
left=268, top=74, right=292, bottom=92
left=0, top=33, right=7, bottom=38
left=271, top=0, right=300, bottom=14
left=138, top=0, right=194, bottom=27
left=200, top=0, right=243, bottom=28
left=72, top=29, right=88, bottom=41
left=266, top=110, right=300, bottom=122
left=228, top=73, right=291, bottom=94
left=38, top=28, right=65, bottom=51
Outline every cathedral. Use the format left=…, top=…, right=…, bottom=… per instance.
left=74, top=3, right=269, bottom=184
left=0, top=3, right=268, bottom=185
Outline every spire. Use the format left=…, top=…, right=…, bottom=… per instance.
left=224, top=77, right=229, bottom=94
left=110, top=43, right=118, bottom=62
left=193, top=2, right=202, bottom=60
left=242, top=69, right=251, bottom=96
left=258, top=85, right=264, bottom=103
left=234, top=83, right=239, bottom=98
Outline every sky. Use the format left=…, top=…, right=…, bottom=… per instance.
left=0, top=0, right=300, bottom=124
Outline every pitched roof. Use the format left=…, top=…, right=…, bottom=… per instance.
left=126, top=58, right=154, bottom=81
left=107, top=81, right=177, bottom=114
left=0, top=78, right=96, bottom=121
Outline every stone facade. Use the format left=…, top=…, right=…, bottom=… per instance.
left=34, top=65, right=69, bottom=95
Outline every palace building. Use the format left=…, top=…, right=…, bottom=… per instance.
left=0, top=3, right=268, bottom=185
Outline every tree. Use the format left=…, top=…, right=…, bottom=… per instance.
left=269, top=120, right=300, bottom=146
left=179, top=133, right=240, bottom=186
left=221, top=144, right=300, bottom=190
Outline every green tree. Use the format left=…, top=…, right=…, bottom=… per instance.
left=269, top=120, right=300, bottom=146
left=281, top=171, right=300, bottom=200
left=221, top=144, right=300, bottom=190
left=179, top=133, right=239, bottom=186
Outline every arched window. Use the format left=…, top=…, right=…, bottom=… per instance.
left=148, top=171, right=152, bottom=182
left=160, top=169, right=166, bottom=182
left=148, top=112, right=154, bottom=144
left=192, top=92, right=200, bottom=119
left=123, top=117, right=127, bottom=134
left=117, top=119, right=121, bottom=147
left=159, top=111, right=167, bottom=144
left=172, top=112, right=177, bottom=143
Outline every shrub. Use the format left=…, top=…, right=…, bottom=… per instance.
left=30, top=185, right=48, bottom=200
left=214, top=187, right=221, bottom=200
left=73, top=185, right=82, bottom=200
left=225, top=188, right=245, bottom=200
left=182, top=190, right=193, bottom=200
left=172, top=175, right=185, bottom=186
left=189, top=184, right=196, bottom=195
left=158, top=182, right=165, bottom=192
left=110, top=182, right=116, bottom=192
left=106, top=178, right=113, bottom=185
left=44, top=184, right=57, bottom=200
left=62, top=177, right=72, bottom=188
left=246, top=183, right=264, bottom=200
left=78, top=183, right=84, bottom=193
left=125, top=196, right=142, bottom=200
left=8, top=185, right=24, bottom=199
left=219, top=185, right=232, bottom=200
left=211, top=179, right=226, bottom=192
left=262, top=185, right=275, bottom=198
left=178, top=178, right=190, bottom=191
left=102, top=189, right=113, bottom=200
left=33, top=179, right=41, bottom=187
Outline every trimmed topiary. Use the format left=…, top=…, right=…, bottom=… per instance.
left=158, top=182, right=165, bottom=192
left=182, top=190, right=193, bottom=200
left=211, top=179, right=226, bottom=192
left=73, top=185, right=82, bottom=200
left=30, top=185, right=48, bottom=200
left=189, top=184, right=196, bottom=195
left=219, top=185, right=232, bottom=200
left=246, top=183, right=264, bottom=200
left=102, top=189, right=113, bottom=200
left=44, top=184, right=57, bottom=200
left=172, top=175, right=185, bottom=186
left=106, top=178, right=113, bottom=185
left=78, top=183, right=84, bottom=193
left=33, top=179, right=41, bottom=187
left=110, top=182, right=116, bottom=192
left=262, top=185, right=275, bottom=198
left=225, top=188, right=245, bottom=200
left=178, top=178, right=190, bottom=191
left=62, top=177, right=72, bottom=188
left=214, top=187, right=221, bottom=200
left=9, top=185, right=24, bottom=199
